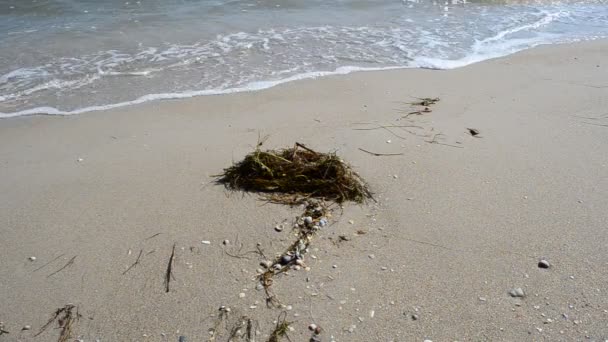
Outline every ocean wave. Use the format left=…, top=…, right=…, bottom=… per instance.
left=1, top=2, right=608, bottom=118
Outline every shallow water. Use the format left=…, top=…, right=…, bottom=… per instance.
left=1, top=0, right=608, bottom=117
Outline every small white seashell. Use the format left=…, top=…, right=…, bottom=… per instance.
left=201, top=240, right=211, bottom=245
left=77, top=158, right=84, bottom=162
left=348, top=220, right=354, bottom=225
left=308, top=323, right=317, bottom=331
left=28, top=256, right=36, bottom=261
left=274, top=225, right=283, bottom=232
left=303, top=217, right=313, bottom=225
left=239, top=293, right=246, bottom=298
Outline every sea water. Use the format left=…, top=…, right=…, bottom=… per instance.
left=1, top=0, right=607, bottom=117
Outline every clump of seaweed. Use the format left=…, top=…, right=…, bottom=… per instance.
left=216, top=141, right=372, bottom=204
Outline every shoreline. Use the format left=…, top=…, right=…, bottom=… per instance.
left=1, top=39, right=607, bottom=341
left=1, top=38, right=605, bottom=120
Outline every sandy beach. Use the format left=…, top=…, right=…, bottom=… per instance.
left=1, top=40, right=607, bottom=341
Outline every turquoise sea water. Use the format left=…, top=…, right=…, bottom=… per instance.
left=1, top=0, right=608, bottom=117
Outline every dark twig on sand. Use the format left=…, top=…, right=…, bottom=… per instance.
left=122, top=249, right=143, bottom=275
left=47, top=256, right=76, bottom=278
left=358, top=148, right=403, bottom=157
left=401, top=108, right=432, bottom=119
left=144, top=233, right=162, bottom=241
left=33, top=253, right=66, bottom=272
left=164, top=244, right=176, bottom=293
left=35, top=304, right=80, bottom=342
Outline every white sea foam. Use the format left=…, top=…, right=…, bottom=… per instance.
left=1, top=2, right=607, bottom=119
left=0, top=65, right=404, bottom=118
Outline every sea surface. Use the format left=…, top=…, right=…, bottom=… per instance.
left=1, top=0, right=608, bottom=117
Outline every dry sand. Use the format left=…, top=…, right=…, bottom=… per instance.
left=1, top=40, right=607, bottom=342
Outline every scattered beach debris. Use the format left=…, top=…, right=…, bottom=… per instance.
left=408, top=97, right=440, bottom=107
left=227, top=316, right=258, bottom=342
left=164, top=244, right=176, bottom=293
left=467, top=128, right=481, bottom=137
left=426, top=133, right=464, bottom=149
left=538, top=259, right=551, bottom=269
left=28, top=256, right=36, bottom=262
left=47, top=256, right=76, bottom=278
left=358, top=148, right=403, bottom=157
left=208, top=306, right=231, bottom=341
left=215, top=139, right=373, bottom=336
left=402, top=107, right=432, bottom=119
left=122, top=249, right=143, bottom=275
left=216, top=140, right=372, bottom=204
left=21, top=325, right=31, bottom=331
left=0, top=322, right=8, bottom=335
left=260, top=201, right=333, bottom=307
left=398, top=97, right=439, bottom=119
left=178, top=336, right=187, bottom=342
left=268, top=312, right=292, bottom=342
left=308, top=323, right=322, bottom=342
left=509, top=288, right=526, bottom=298
left=34, top=304, right=80, bottom=342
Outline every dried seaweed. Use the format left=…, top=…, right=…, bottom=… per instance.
left=216, top=142, right=372, bottom=204
left=122, top=249, right=143, bottom=275
left=164, top=244, right=176, bottom=293
left=46, top=256, right=76, bottom=278
left=34, top=304, right=80, bottom=342
left=268, top=312, right=292, bottom=342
